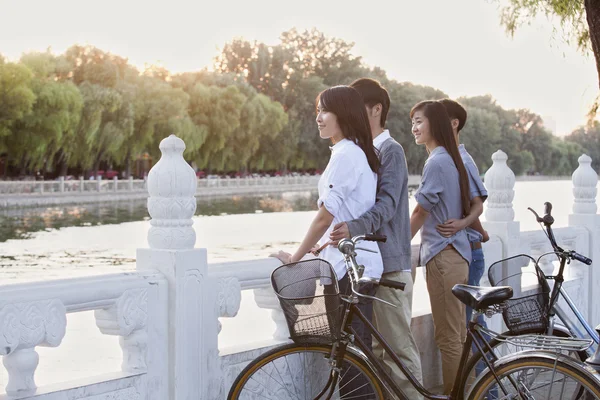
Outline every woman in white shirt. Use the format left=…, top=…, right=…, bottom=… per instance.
left=273, top=85, right=383, bottom=349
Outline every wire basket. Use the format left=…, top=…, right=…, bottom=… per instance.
left=488, top=254, right=550, bottom=334
left=271, top=259, right=343, bottom=344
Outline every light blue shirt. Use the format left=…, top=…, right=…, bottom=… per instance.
left=459, top=144, right=488, bottom=243
left=415, top=146, right=471, bottom=266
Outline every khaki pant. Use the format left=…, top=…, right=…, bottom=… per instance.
left=373, top=270, right=423, bottom=400
left=426, top=248, right=468, bottom=395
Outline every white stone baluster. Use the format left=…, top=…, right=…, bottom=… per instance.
left=136, top=134, right=212, bottom=400
left=254, top=287, right=290, bottom=340
left=484, top=150, right=522, bottom=256
left=568, top=154, right=600, bottom=326
left=483, top=150, right=522, bottom=333
left=207, top=277, right=242, bottom=398
left=94, top=289, right=148, bottom=372
left=0, top=299, right=67, bottom=396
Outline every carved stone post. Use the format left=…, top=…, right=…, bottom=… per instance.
left=136, top=134, right=211, bottom=399
left=484, top=150, right=521, bottom=257
left=483, top=150, right=522, bottom=333
left=568, top=154, right=600, bottom=326
left=0, top=300, right=67, bottom=396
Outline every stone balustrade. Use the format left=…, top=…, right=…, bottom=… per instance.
left=0, top=136, right=598, bottom=399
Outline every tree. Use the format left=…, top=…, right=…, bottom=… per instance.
left=565, top=121, right=600, bottom=172
left=60, top=45, right=136, bottom=88
left=183, top=83, right=246, bottom=171
left=497, top=1, right=600, bottom=111
left=0, top=62, right=36, bottom=153
left=118, top=75, right=191, bottom=177
left=458, top=107, right=503, bottom=171
left=68, top=82, right=132, bottom=177
left=9, top=52, right=82, bottom=175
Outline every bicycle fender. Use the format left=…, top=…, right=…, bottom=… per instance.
left=470, top=349, right=600, bottom=393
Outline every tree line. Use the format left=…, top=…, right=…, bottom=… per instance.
left=0, top=28, right=597, bottom=179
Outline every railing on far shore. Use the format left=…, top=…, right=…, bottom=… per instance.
left=0, top=176, right=324, bottom=196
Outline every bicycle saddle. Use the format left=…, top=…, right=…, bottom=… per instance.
left=452, top=284, right=513, bottom=310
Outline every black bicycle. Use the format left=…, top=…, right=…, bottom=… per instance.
left=460, top=202, right=600, bottom=397
left=228, top=233, right=600, bottom=399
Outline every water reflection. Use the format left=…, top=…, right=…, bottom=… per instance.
left=0, top=192, right=320, bottom=243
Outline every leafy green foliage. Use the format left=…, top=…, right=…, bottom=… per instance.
left=0, top=29, right=594, bottom=177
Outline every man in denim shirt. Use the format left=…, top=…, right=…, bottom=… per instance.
left=438, top=99, right=489, bottom=324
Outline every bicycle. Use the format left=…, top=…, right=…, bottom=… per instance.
left=459, top=202, right=600, bottom=397
left=228, top=233, right=600, bottom=399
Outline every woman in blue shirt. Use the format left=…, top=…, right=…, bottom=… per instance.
left=409, top=100, right=471, bottom=394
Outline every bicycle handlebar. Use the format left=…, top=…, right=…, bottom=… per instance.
left=364, top=234, right=387, bottom=243
left=337, top=234, right=404, bottom=308
left=529, top=202, right=593, bottom=266
left=570, top=251, right=593, bottom=266
left=379, top=278, right=406, bottom=291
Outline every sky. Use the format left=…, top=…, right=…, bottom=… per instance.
left=0, top=0, right=597, bottom=136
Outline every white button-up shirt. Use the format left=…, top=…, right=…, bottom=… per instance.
left=317, top=138, right=383, bottom=280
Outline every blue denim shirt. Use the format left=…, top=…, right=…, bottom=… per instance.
left=415, top=146, right=471, bottom=266
left=459, top=144, right=488, bottom=243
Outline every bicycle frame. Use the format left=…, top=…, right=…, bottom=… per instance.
left=336, top=299, right=513, bottom=400
left=530, top=203, right=599, bottom=351
left=553, top=289, right=599, bottom=351
left=539, top=252, right=599, bottom=355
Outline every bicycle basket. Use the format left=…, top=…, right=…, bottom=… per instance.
left=271, top=258, right=343, bottom=344
left=488, top=254, right=550, bottom=334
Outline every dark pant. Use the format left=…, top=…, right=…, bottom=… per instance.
left=338, top=273, right=376, bottom=347
left=336, top=273, right=377, bottom=398
left=467, top=247, right=497, bottom=396
left=466, top=247, right=486, bottom=323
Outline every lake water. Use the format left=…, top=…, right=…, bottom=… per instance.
left=0, top=180, right=578, bottom=389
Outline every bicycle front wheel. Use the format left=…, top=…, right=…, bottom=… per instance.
left=467, top=352, right=600, bottom=400
left=228, top=342, right=385, bottom=400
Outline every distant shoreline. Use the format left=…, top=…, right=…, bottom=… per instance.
left=0, top=175, right=573, bottom=209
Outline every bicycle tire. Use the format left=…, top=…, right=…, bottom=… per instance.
left=467, top=352, right=600, bottom=400
left=228, top=342, right=385, bottom=400
left=458, top=326, right=588, bottom=398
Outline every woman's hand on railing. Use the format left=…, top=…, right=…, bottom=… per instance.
left=269, top=250, right=292, bottom=264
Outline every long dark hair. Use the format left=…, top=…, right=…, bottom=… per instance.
left=316, top=86, right=380, bottom=173
left=410, top=100, right=471, bottom=217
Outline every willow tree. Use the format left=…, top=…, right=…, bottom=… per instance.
left=0, top=61, right=35, bottom=155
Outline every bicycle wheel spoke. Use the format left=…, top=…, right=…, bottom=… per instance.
left=283, top=354, right=302, bottom=398
left=248, top=371, right=287, bottom=399
left=249, top=360, right=299, bottom=399
left=272, top=357, right=300, bottom=399
left=229, top=345, right=383, bottom=400
left=471, top=359, right=600, bottom=400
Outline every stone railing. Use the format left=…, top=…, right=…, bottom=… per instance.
left=0, top=137, right=598, bottom=399
left=0, top=176, right=323, bottom=196
left=0, top=177, right=147, bottom=195
left=0, top=272, right=168, bottom=399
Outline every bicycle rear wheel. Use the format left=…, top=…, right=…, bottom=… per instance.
left=228, top=342, right=385, bottom=400
left=467, top=352, right=600, bottom=400
left=459, top=327, right=588, bottom=398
